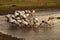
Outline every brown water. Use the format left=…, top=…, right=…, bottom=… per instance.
left=0, top=11, right=60, bottom=40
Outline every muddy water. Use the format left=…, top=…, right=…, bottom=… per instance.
left=0, top=11, right=60, bottom=40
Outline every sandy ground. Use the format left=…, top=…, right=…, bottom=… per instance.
left=0, top=11, right=60, bottom=40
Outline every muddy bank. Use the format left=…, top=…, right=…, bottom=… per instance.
left=0, top=6, right=60, bottom=15
left=0, top=32, right=25, bottom=40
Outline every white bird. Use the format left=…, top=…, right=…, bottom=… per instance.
left=17, top=10, right=25, bottom=16
left=11, top=15, right=15, bottom=18
left=17, top=20, right=22, bottom=23
left=22, top=19, right=28, bottom=25
left=6, top=14, right=11, bottom=18
left=16, top=17, right=20, bottom=20
left=25, top=10, right=31, bottom=13
left=32, top=10, right=35, bottom=13
left=23, top=14, right=27, bottom=18
left=9, top=17, right=16, bottom=23
left=15, top=11, right=20, bottom=16
left=26, top=14, right=30, bottom=17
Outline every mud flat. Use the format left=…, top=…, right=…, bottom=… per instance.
left=0, top=32, right=24, bottom=40
left=0, top=11, right=60, bottom=40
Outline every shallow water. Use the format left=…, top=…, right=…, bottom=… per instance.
left=0, top=11, right=60, bottom=40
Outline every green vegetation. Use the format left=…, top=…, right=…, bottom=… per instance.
left=0, top=0, right=60, bottom=7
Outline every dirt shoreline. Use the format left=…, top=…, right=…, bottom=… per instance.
left=0, top=32, right=25, bottom=40
left=0, top=6, right=60, bottom=15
